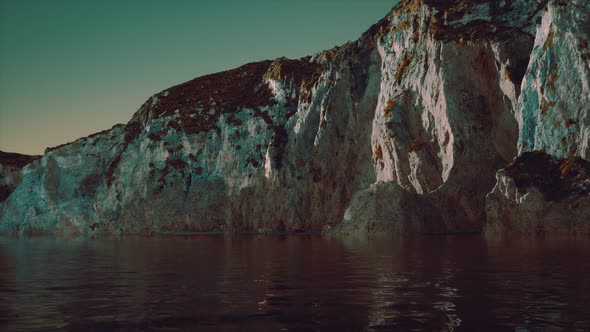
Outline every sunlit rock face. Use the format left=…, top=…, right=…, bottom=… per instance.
left=485, top=0, right=590, bottom=235
left=1, top=0, right=588, bottom=236
left=516, top=0, right=590, bottom=159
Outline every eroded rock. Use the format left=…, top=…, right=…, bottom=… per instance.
left=486, top=151, right=590, bottom=234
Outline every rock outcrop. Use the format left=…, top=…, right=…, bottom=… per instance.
left=1, top=0, right=589, bottom=236
left=516, top=0, right=590, bottom=159
left=486, top=152, right=590, bottom=235
left=0, top=152, right=41, bottom=204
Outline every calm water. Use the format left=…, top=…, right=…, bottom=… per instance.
left=1, top=235, right=589, bottom=331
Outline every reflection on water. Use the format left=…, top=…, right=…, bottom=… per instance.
left=0, top=235, right=589, bottom=331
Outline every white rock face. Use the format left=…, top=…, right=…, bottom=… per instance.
left=1, top=0, right=589, bottom=236
left=517, top=0, right=590, bottom=159
left=341, top=0, right=548, bottom=233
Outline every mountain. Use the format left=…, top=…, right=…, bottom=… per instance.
left=1, top=0, right=589, bottom=236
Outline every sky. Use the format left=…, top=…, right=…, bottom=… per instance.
left=0, top=0, right=395, bottom=155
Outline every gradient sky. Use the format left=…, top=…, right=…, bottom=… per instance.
left=0, top=0, right=395, bottom=155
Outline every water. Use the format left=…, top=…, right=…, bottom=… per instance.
left=1, top=235, right=589, bottom=331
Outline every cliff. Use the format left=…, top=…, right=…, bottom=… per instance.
left=0, top=152, right=41, bottom=205
left=1, top=0, right=589, bottom=236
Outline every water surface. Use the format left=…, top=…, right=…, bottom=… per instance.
left=1, top=235, right=589, bottom=331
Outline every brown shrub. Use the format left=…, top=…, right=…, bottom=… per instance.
left=560, top=137, right=567, bottom=146
left=539, top=98, right=556, bottom=118
left=166, top=158, right=187, bottom=170
left=395, top=51, right=413, bottom=83
left=543, top=30, right=554, bottom=51
left=124, top=122, right=142, bottom=144
left=374, top=145, right=383, bottom=160
left=246, top=157, right=260, bottom=168
left=383, top=100, right=395, bottom=117
left=408, top=139, right=424, bottom=152
left=147, top=133, right=162, bottom=141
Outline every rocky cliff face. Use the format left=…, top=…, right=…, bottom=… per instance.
left=1, top=0, right=589, bottom=236
left=486, top=152, right=590, bottom=235
left=0, top=152, right=41, bottom=206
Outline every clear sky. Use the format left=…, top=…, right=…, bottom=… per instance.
left=0, top=0, right=395, bottom=155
